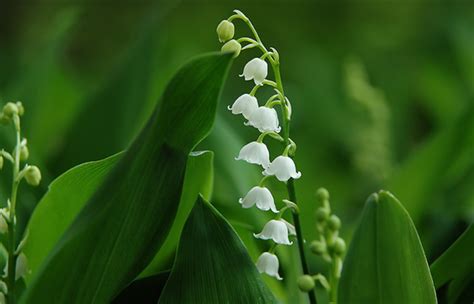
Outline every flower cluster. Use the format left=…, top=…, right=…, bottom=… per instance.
left=217, top=10, right=302, bottom=281
left=0, top=101, right=41, bottom=301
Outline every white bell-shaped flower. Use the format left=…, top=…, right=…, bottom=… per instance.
left=256, top=252, right=282, bottom=280
left=246, top=107, right=281, bottom=133
left=239, top=186, right=278, bottom=213
left=228, top=94, right=258, bottom=119
left=263, top=156, right=301, bottom=182
left=235, top=141, right=270, bottom=168
left=240, top=58, right=268, bottom=85
left=254, top=219, right=292, bottom=245
left=281, top=219, right=296, bottom=236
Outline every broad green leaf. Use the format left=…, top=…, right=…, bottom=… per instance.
left=23, top=152, right=122, bottom=282
left=431, top=225, right=474, bottom=303
left=158, top=196, right=277, bottom=304
left=140, top=150, right=214, bottom=276
left=339, top=190, right=437, bottom=304
left=21, top=53, right=232, bottom=304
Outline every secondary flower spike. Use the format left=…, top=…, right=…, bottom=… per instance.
left=245, top=107, right=281, bottom=133
left=254, top=219, right=293, bottom=245
left=228, top=94, right=259, bottom=119
left=256, top=252, right=283, bottom=280
left=235, top=141, right=270, bottom=168
left=239, top=186, right=278, bottom=213
left=240, top=58, right=268, bottom=85
left=263, top=156, right=301, bottom=182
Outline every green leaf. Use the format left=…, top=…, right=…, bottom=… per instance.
left=431, top=224, right=474, bottom=303
left=140, top=150, right=214, bottom=276
left=21, top=53, right=232, bottom=304
left=338, top=190, right=437, bottom=304
left=23, top=152, right=122, bottom=282
left=158, top=196, right=277, bottom=304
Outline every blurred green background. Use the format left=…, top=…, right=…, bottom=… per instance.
left=1, top=1, right=473, bottom=302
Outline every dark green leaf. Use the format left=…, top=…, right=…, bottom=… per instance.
left=431, top=225, right=474, bottom=304
left=158, top=196, right=277, bottom=304
left=21, top=53, right=232, bottom=304
left=339, top=191, right=437, bottom=304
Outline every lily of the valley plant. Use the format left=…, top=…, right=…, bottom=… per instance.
left=217, top=10, right=346, bottom=304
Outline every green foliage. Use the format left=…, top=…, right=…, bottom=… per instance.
left=339, top=191, right=437, bottom=304
left=431, top=225, right=474, bottom=304
left=20, top=53, right=232, bottom=303
left=158, top=196, right=277, bottom=304
left=23, top=152, right=122, bottom=281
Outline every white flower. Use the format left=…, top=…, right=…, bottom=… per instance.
left=254, top=219, right=292, bottom=245
left=263, top=156, right=301, bottom=182
left=256, top=252, right=282, bottom=280
left=235, top=141, right=270, bottom=168
left=240, top=58, right=268, bottom=85
left=281, top=219, right=296, bottom=236
left=228, top=94, right=258, bottom=119
left=245, top=107, right=281, bottom=133
left=239, top=186, right=278, bottom=213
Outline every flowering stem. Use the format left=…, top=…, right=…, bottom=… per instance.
left=273, top=58, right=317, bottom=304
left=6, top=116, right=21, bottom=304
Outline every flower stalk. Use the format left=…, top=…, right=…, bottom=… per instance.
left=0, top=102, right=41, bottom=303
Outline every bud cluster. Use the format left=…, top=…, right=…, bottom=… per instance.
left=0, top=101, right=39, bottom=300
left=217, top=10, right=301, bottom=282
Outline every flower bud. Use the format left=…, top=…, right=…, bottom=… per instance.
left=316, top=187, right=329, bottom=202
left=221, top=39, right=241, bottom=57
left=15, top=253, right=29, bottom=280
left=25, top=166, right=41, bottom=186
left=332, top=237, right=346, bottom=256
left=20, top=145, right=29, bottom=161
left=328, top=214, right=341, bottom=231
left=16, top=101, right=24, bottom=116
left=0, top=156, right=3, bottom=170
left=310, top=240, right=326, bottom=255
left=297, top=275, right=315, bottom=292
left=315, top=207, right=330, bottom=222
left=216, top=20, right=234, bottom=42
left=3, top=102, right=18, bottom=117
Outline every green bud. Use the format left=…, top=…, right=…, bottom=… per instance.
left=332, top=237, right=346, bottom=256
left=16, top=101, right=24, bottom=116
left=315, top=207, right=330, bottom=222
left=0, top=113, right=10, bottom=125
left=216, top=20, right=234, bottom=42
left=316, top=187, right=330, bottom=202
left=221, top=39, right=241, bottom=57
left=25, top=165, right=41, bottom=186
left=3, top=102, right=18, bottom=117
left=297, top=275, right=315, bottom=292
left=328, top=214, right=341, bottom=231
left=0, top=156, right=3, bottom=170
left=310, top=240, right=326, bottom=255
left=20, top=145, right=29, bottom=161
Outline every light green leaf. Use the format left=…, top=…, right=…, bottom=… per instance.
left=23, top=152, right=122, bottom=282
left=431, top=224, right=474, bottom=303
left=20, top=53, right=232, bottom=304
left=158, top=196, right=277, bottom=304
left=339, top=190, right=437, bottom=304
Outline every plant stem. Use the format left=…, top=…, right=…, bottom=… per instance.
left=7, top=117, right=21, bottom=304
left=272, top=53, right=318, bottom=304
